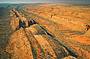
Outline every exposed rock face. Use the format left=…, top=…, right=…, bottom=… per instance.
left=25, top=4, right=90, bottom=59
left=5, top=4, right=90, bottom=59
left=6, top=26, right=76, bottom=59
left=6, top=28, right=33, bottom=59
left=10, top=16, right=19, bottom=31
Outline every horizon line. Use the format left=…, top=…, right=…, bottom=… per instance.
left=0, top=2, right=90, bottom=4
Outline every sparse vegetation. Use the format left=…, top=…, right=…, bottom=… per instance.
left=0, top=3, right=90, bottom=59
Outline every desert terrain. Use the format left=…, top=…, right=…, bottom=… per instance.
left=24, top=4, right=90, bottom=59
left=0, top=3, right=90, bottom=59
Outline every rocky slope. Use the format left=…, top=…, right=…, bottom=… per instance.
left=5, top=4, right=90, bottom=59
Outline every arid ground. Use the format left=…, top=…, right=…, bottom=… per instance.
left=0, top=3, right=90, bottom=59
